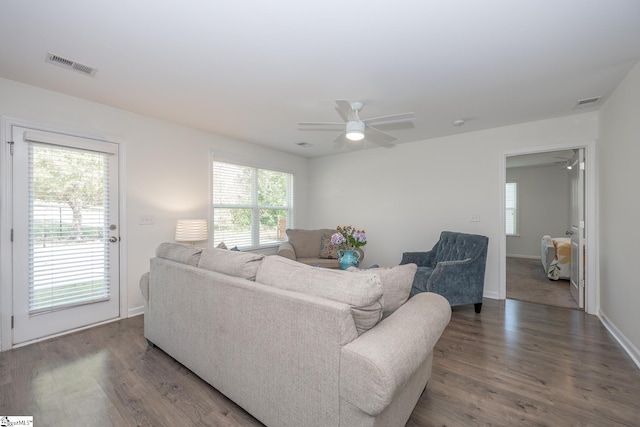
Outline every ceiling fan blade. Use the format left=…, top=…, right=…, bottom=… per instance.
left=333, top=131, right=346, bottom=148
left=364, top=112, right=416, bottom=126
left=298, top=122, right=344, bottom=128
left=365, top=126, right=396, bottom=147
left=335, top=100, right=353, bottom=121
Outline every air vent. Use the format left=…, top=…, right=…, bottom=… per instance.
left=574, top=96, right=601, bottom=109
left=46, top=53, right=97, bottom=77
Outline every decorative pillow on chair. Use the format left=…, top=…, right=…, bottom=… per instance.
left=319, top=235, right=339, bottom=259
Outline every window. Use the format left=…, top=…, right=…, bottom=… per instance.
left=212, top=160, right=293, bottom=249
left=505, top=181, right=518, bottom=235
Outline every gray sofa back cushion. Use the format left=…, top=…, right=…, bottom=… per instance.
left=286, top=228, right=336, bottom=258
left=256, top=255, right=383, bottom=335
left=156, top=242, right=203, bottom=266
left=347, top=263, right=417, bottom=318
left=198, top=247, right=264, bottom=281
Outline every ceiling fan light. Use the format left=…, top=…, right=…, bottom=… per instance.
left=346, top=121, right=365, bottom=141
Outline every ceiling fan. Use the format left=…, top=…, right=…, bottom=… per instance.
left=553, top=153, right=576, bottom=169
left=298, top=100, right=415, bottom=148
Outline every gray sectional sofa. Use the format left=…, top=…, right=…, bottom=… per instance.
left=140, top=243, right=451, bottom=427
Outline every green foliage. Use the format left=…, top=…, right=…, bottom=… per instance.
left=32, top=145, right=105, bottom=240
left=226, top=168, right=289, bottom=228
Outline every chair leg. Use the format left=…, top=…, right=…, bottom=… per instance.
left=474, top=303, right=482, bottom=313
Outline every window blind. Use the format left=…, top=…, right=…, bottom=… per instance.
left=28, top=143, right=110, bottom=314
left=212, top=161, right=293, bottom=248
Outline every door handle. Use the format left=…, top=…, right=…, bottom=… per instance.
left=109, top=236, right=118, bottom=243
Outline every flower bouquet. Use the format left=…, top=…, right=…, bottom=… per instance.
left=331, top=226, right=367, bottom=269
left=331, top=225, right=367, bottom=250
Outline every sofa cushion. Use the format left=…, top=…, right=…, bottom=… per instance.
left=286, top=229, right=335, bottom=259
left=156, top=242, right=203, bottom=266
left=319, top=235, right=339, bottom=259
left=256, top=255, right=383, bottom=335
left=198, top=247, right=264, bottom=280
left=347, top=263, right=417, bottom=318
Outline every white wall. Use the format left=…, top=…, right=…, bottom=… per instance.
left=598, top=61, right=640, bottom=364
left=0, top=77, right=309, bottom=319
left=308, top=113, right=598, bottom=299
left=506, top=165, right=570, bottom=258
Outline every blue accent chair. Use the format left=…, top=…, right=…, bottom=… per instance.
left=400, top=231, right=489, bottom=313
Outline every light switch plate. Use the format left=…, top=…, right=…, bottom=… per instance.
left=139, top=215, right=155, bottom=225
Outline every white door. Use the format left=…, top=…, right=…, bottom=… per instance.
left=568, top=148, right=585, bottom=309
left=11, top=126, right=120, bottom=345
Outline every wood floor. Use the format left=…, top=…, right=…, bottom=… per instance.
left=506, top=257, right=579, bottom=309
left=1, top=299, right=639, bottom=426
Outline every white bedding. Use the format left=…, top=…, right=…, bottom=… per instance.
left=541, top=235, right=571, bottom=280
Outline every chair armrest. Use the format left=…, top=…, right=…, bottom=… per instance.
left=339, top=292, right=451, bottom=416
left=400, top=250, right=435, bottom=267
left=277, top=242, right=296, bottom=260
left=429, top=258, right=484, bottom=302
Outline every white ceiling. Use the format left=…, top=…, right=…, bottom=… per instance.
left=506, top=150, right=576, bottom=168
left=1, top=1, right=639, bottom=158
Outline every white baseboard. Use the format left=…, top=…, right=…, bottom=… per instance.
left=599, top=309, right=640, bottom=370
left=506, top=254, right=539, bottom=260
left=128, top=305, right=144, bottom=317
left=483, top=290, right=500, bottom=300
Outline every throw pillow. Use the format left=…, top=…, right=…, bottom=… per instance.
left=347, top=263, right=417, bottom=318
left=216, top=241, right=227, bottom=249
left=256, top=255, right=383, bottom=335
left=319, top=235, right=339, bottom=259
left=198, top=248, right=264, bottom=280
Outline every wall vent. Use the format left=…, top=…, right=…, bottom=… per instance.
left=46, top=53, right=97, bottom=77
left=574, top=96, right=601, bottom=109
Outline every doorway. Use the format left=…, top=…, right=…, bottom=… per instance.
left=1, top=120, right=123, bottom=348
left=500, top=143, right=596, bottom=314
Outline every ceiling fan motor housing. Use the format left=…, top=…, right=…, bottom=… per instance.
left=346, top=120, right=365, bottom=140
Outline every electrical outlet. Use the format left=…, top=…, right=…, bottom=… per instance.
left=139, top=215, right=155, bottom=225
left=470, top=214, right=480, bottom=222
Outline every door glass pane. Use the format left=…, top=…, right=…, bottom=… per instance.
left=29, top=143, right=110, bottom=314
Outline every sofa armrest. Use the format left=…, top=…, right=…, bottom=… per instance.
left=541, top=235, right=554, bottom=272
left=339, top=292, right=451, bottom=416
left=139, top=272, right=150, bottom=301
left=400, top=250, right=435, bottom=267
left=277, top=241, right=296, bottom=260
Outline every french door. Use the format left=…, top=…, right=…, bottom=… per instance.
left=568, top=148, right=585, bottom=309
left=11, top=126, right=120, bottom=345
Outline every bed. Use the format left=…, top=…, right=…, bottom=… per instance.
left=541, top=235, right=571, bottom=280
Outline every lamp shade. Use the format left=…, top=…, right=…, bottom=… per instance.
left=175, top=219, right=208, bottom=242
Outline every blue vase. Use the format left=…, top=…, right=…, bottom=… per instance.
left=338, top=249, right=361, bottom=270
